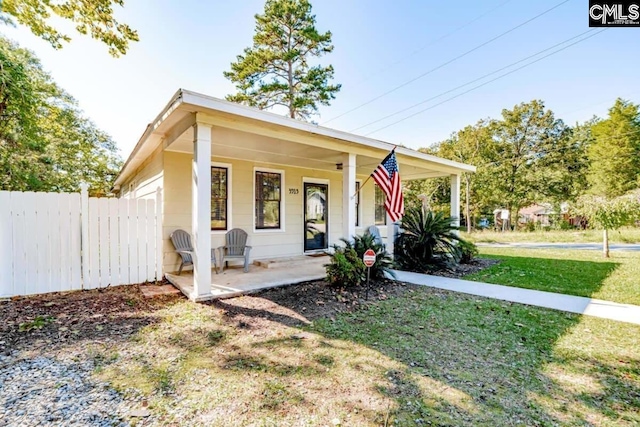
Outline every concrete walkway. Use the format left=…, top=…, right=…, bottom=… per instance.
left=392, top=270, right=640, bottom=326
left=477, top=242, right=640, bottom=251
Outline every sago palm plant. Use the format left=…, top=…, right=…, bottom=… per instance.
left=394, top=206, right=463, bottom=273
left=340, top=232, right=395, bottom=281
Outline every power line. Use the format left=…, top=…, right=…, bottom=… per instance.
left=364, top=29, right=608, bottom=137
left=349, top=0, right=515, bottom=89
left=350, top=29, right=597, bottom=133
left=355, top=124, right=640, bottom=178
left=321, top=0, right=572, bottom=125
left=559, top=91, right=640, bottom=118
left=459, top=123, right=640, bottom=169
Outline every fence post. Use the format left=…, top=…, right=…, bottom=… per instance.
left=80, top=184, right=89, bottom=289
left=155, top=187, right=163, bottom=283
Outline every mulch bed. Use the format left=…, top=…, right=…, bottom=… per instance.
left=227, top=257, right=501, bottom=323
left=0, top=285, right=183, bottom=357
left=0, top=258, right=499, bottom=355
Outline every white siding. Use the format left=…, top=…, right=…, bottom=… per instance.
left=161, top=151, right=380, bottom=273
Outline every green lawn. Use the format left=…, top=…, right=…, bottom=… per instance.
left=315, top=289, right=640, bottom=426
left=462, top=227, right=640, bottom=244
left=95, top=286, right=640, bottom=426
left=465, top=247, right=640, bottom=305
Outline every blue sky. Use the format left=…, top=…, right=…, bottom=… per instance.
left=2, top=0, right=638, bottom=157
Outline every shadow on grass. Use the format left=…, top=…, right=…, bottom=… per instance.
left=465, top=254, right=619, bottom=298
left=9, top=277, right=637, bottom=425
left=245, top=283, right=640, bottom=426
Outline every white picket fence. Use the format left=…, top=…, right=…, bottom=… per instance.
left=0, top=186, right=162, bottom=298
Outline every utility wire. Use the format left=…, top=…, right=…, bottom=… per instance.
left=364, top=29, right=608, bottom=136
left=559, top=91, right=640, bottom=118
left=350, top=29, right=597, bottom=133
left=321, top=0, right=572, bottom=125
left=355, top=127, right=640, bottom=179
left=350, top=0, right=515, bottom=89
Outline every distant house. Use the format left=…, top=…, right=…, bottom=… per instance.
left=519, top=204, right=555, bottom=226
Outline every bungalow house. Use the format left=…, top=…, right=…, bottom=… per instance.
left=113, top=89, right=475, bottom=300
left=519, top=204, right=555, bottom=226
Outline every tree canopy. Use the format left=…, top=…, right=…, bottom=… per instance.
left=410, top=99, right=635, bottom=231
left=224, top=0, right=341, bottom=120
left=0, top=35, right=121, bottom=195
left=587, top=98, right=640, bottom=198
left=0, top=0, right=138, bottom=56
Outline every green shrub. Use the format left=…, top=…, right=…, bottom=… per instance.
left=325, top=246, right=366, bottom=287
left=558, top=219, right=574, bottom=230
left=395, top=206, right=462, bottom=273
left=458, top=239, right=478, bottom=264
left=341, top=233, right=395, bottom=281
left=325, top=232, right=396, bottom=287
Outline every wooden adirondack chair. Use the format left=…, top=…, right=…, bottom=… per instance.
left=217, top=228, right=252, bottom=273
left=170, top=229, right=218, bottom=275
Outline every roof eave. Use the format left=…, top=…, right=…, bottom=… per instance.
left=113, top=89, right=185, bottom=188
left=180, top=90, right=476, bottom=173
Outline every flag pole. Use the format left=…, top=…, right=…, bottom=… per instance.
left=350, top=146, right=398, bottom=199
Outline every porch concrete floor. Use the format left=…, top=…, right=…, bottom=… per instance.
left=165, top=255, right=328, bottom=301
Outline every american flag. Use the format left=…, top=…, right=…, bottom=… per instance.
left=372, top=149, right=404, bottom=222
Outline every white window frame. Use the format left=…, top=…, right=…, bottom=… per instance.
left=374, top=184, right=387, bottom=226
left=211, top=161, right=232, bottom=235
left=253, top=167, right=285, bottom=233
left=303, top=177, right=330, bottom=253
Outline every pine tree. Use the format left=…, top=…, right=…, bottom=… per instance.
left=224, top=0, right=341, bottom=120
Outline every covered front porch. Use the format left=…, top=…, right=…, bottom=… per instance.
left=114, top=90, right=475, bottom=302
left=165, top=255, right=327, bottom=301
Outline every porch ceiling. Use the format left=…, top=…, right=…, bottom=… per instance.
left=166, top=125, right=449, bottom=179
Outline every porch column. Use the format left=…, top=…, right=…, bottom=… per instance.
left=450, top=174, right=461, bottom=235
left=342, top=153, right=356, bottom=241
left=192, top=122, right=212, bottom=299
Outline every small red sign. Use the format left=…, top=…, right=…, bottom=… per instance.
left=363, top=249, right=376, bottom=268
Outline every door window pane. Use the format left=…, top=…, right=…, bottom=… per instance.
left=305, top=183, right=328, bottom=251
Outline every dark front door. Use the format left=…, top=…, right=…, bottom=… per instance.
left=304, top=183, right=328, bottom=251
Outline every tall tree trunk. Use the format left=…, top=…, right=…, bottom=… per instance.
left=287, top=60, right=295, bottom=118
left=603, top=229, right=610, bottom=258
left=465, top=174, right=471, bottom=233
left=510, top=205, right=520, bottom=232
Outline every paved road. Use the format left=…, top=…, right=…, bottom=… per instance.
left=392, top=270, right=640, bottom=325
left=477, top=242, right=640, bottom=251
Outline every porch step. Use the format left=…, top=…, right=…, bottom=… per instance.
left=254, top=254, right=329, bottom=269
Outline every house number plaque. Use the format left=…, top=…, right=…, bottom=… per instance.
left=288, top=188, right=299, bottom=194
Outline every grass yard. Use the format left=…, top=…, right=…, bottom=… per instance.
left=462, top=227, right=640, bottom=244
left=465, top=247, right=640, bottom=305
left=66, top=282, right=638, bottom=426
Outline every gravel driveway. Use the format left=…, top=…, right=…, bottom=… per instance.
left=0, top=351, right=135, bottom=426
left=0, top=286, right=175, bottom=427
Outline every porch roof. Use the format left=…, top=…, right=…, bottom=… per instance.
left=114, top=89, right=475, bottom=188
